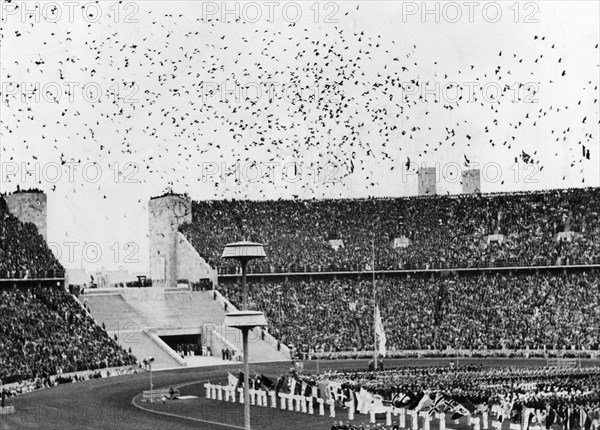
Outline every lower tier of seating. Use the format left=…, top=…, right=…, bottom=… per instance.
left=218, top=270, right=600, bottom=355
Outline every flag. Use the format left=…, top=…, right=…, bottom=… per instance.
left=415, top=393, right=433, bottom=412
left=476, top=403, right=488, bottom=416
left=227, top=372, right=238, bottom=389
left=288, top=377, right=297, bottom=396
left=357, top=388, right=371, bottom=414
left=274, top=376, right=286, bottom=395
left=429, top=392, right=447, bottom=416
left=391, top=392, right=412, bottom=408
left=311, top=384, right=319, bottom=399
left=303, top=381, right=314, bottom=397
left=446, top=398, right=460, bottom=411
left=591, top=408, right=600, bottom=430
left=251, top=373, right=261, bottom=390
left=521, top=406, right=533, bottom=430
left=535, top=409, right=547, bottom=428
left=344, top=390, right=356, bottom=410
left=556, top=406, right=567, bottom=428
left=342, top=388, right=353, bottom=406
left=329, top=381, right=343, bottom=402
left=568, top=406, right=579, bottom=430
left=451, top=408, right=469, bottom=421
left=461, top=398, right=476, bottom=415
left=407, top=392, right=425, bottom=410
left=356, top=388, right=388, bottom=414
left=369, top=393, right=389, bottom=414
left=260, top=374, right=275, bottom=391
left=317, top=381, right=330, bottom=401
left=448, top=397, right=473, bottom=420
left=500, top=398, right=514, bottom=422
left=545, top=407, right=556, bottom=429
left=375, top=305, right=387, bottom=357
left=580, top=408, right=592, bottom=430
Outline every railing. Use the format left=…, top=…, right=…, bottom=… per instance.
left=213, top=289, right=291, bottom=359
left=217, top=257, right=600, bottom=276
left=306, top=348, right=600, bottom=360
left=0, top=268, right=66, bottom=280
left=546, top=357, right=579, bottom=368
left=1, top=365, right=140, bottom=393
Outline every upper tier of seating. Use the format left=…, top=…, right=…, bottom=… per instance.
left=180, top=187, right=600, bottom=274
left=0, top=196, right=64, bottom=279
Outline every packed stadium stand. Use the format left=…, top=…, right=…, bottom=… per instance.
left=0, top=194, right=63, bottom=279
left=177, top=187, right=600, bottom=357
left=1, top=194, right=135, bottom=386
left=218, top=271, right=600, bottom=356
left=2, top=187, right=599, bottom=388
left=0, top=285, right=137, bottom=384
left=180, top=187, right=600, bottom=274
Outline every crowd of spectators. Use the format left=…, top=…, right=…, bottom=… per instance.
left=0, top=196, right=63, bottom=279
left=180, top=188, right=600, bottom=273
left=218, top=271, right=600, bottom=354
left=0, top=285, right=137, bottom=384
left=1, top=366, right=139, bottom=401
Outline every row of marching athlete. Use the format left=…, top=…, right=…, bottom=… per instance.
left=204, top=367, right=600, bottom=430
left=205, top=380, right=600, bottom=430
left=205, top=379, right=571, bottom=428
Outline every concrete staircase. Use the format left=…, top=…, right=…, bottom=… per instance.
left=195, top=290, right=290, bottom=363
left=82, top=293, right=183, bottom=369
left=82, top=289, right=289, bottom=369
left=130, top=331, right=183, bottom=369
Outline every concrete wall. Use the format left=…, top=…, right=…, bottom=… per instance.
left=462, top=169, right=482, bottom=194
left=148, top=194, right=192, bottom=288
left=120, top=286, right=166, bottom=301
left=176, top=232, right=218, bottom=285
left=4, top=192, right=47, bottom=240
left=418, top=167, right=437, bottom=196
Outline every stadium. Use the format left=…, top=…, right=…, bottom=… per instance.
left=2, top=184, right=600, bottom=429
left=1, top=1, right=600, bottom=430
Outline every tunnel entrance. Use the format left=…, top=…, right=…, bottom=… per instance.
left=159, top=334, right=202, bottom=357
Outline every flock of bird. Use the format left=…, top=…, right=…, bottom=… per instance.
left=0, top=1, right=598, bottom=202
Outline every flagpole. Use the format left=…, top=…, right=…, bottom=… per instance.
left=373, top=233, right=377, bottom=370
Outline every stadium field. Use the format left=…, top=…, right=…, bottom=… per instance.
left=2, top=358, right=598, bottom=430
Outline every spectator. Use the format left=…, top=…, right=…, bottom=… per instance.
left=219, top=271, right=600, bottom=354
left=0, top=285, right=137, bottom=384
left=180, top=188, right=600, bottom=274
left=0, top=195, right=64, bottom=279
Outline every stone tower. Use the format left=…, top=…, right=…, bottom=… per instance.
left=462, top=169, right=481, bottom=194
left=4, top=191, right=48, bottom=240
left=418, top=167, right=437, bottom=196
left=148, top=193, right=192, bottom=288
